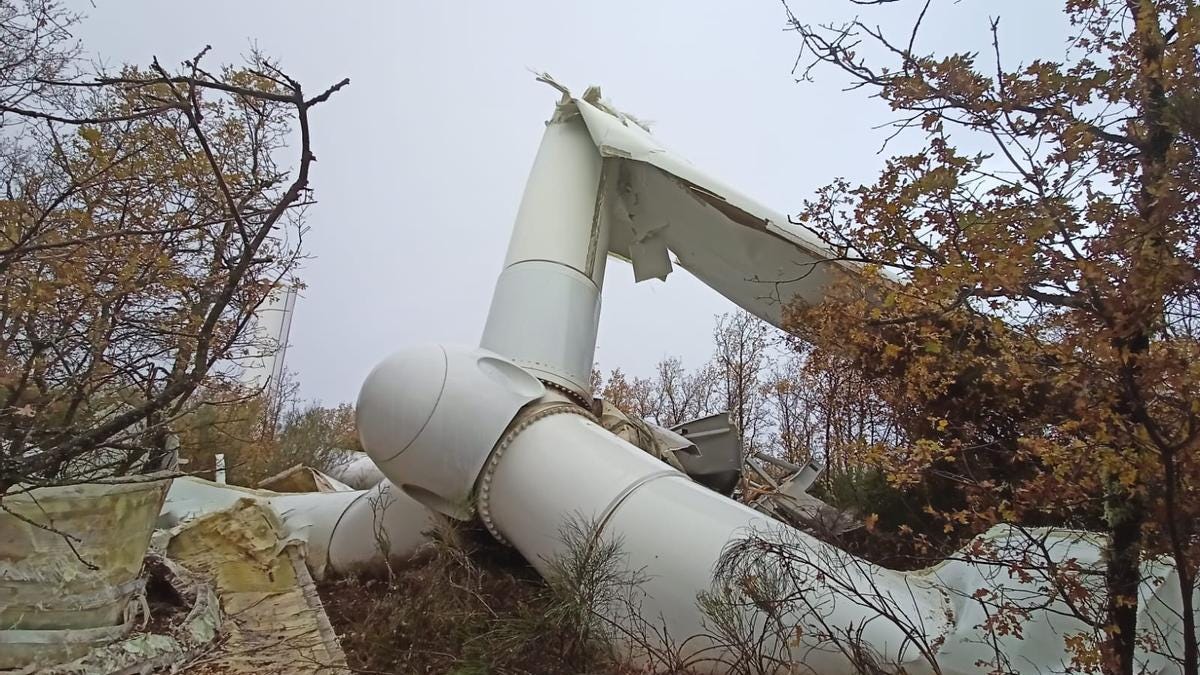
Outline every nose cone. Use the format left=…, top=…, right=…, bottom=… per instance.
left=356, top=344, right=448, bottom=466
left=354, top=344, right=546, bottom=520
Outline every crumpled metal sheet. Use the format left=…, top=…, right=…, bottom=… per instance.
left=597, top=400, right=687, bottom=472
left=166, top=498, right=350, bottom=674
left=535, top=75, right=864, bottom=327
left=256, top=464, right=354, bottom=494
left=12, top=491, right=347, bottom=673
left=158, top=477, right=276, bottom=529
left=0, top=478, right=169, bottom=670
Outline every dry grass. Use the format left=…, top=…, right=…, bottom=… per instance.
left=317, top=520, right=646, bottom=675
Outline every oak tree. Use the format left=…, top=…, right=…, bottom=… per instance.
left=782, top=1, right=1200, bottom=672
left=0, top=1, right=347, bottom=496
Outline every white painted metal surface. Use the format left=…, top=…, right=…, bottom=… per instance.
left=566, top=87, right=867, bottom=327
left=238, top=284, right=298, bottom=395
left=271, top=480, right=437, bottom=576
left=479, top=102, right=609, bottom=399
left=356, top=344, right=545, bottom=519
left=326, top=451, right=386, bottom=489
left=487, top=412, right=953, bottom=671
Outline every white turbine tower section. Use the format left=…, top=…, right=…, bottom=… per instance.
left=480, top=104, right=607, bottom=400
left=239, top=284, right=298, bottom=396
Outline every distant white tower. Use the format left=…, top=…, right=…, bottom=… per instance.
left=239, top=284, right=299, bottom=399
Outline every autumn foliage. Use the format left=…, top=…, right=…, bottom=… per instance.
left=0, top=1, right=346, bottom=495
left=777, top=1, right=1200, bottom=672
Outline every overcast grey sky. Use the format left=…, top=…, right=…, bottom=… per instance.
left=71, top=1, right=1066, bottom=405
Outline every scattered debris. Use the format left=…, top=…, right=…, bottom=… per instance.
left=256, top=465, right=353, bottom=494
left=0, top=478, right=169, bottom=670
left=166, top=498, right=349, bottom=674
left=745, top=455, right=860, bottom=535
left=3, top=475, right=350, bottom=673
left=28, top=584, right=220, bottom=675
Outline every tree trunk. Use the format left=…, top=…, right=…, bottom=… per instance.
left=1102, top=485, right=1144, bottom=675
left=1162, top=449, right=1198, bottom=675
